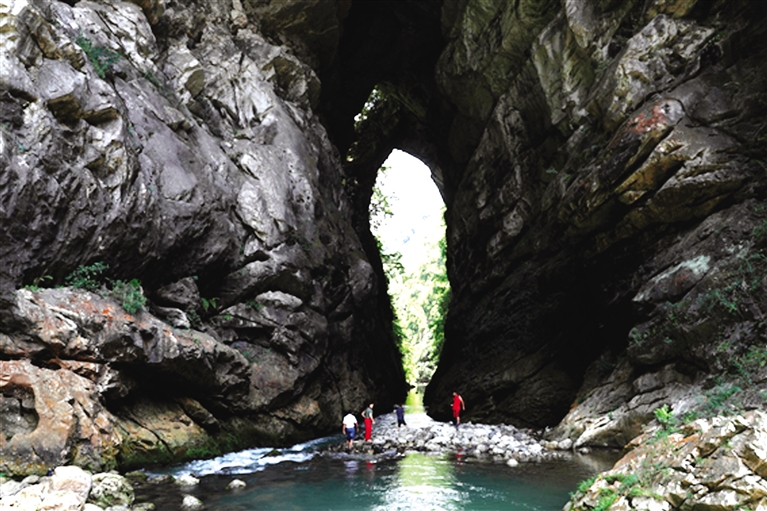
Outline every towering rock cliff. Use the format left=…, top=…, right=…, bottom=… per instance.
left=417, top=0, right=767, bottom=445
left=2, top=0, right=767, bottom=475
left=0, top=0, right=408, bottom=474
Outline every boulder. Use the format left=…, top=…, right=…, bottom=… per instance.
left=88, top=472, right=135, bottom=509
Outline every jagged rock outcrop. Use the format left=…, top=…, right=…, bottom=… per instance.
left=0, top=0, right=407, bottom=474
left=566, top=411, right=767, bottom=511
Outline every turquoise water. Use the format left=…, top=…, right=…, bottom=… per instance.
left=137, top=395, right=618, bottom=510
left=137, top=444, right=617, bottom=511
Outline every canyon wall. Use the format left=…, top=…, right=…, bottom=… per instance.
left=421, top=0, right=767, bottom=448
left=0, top=0, right=407, bottom=474
left=2, top=0, right=767, bottom=475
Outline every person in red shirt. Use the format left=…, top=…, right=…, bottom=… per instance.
left=452, top=392, right=465, bottom=426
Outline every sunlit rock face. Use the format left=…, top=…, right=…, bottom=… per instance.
left=422, top=0, right=767, bottom=435
left=0, top=0, right=407, bottom=473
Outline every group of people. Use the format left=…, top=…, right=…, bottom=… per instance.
left=342, top=404, right=377, bottom=448
left=341, top=392, right=465, bottom=449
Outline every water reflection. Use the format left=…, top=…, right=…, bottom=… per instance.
left=138, top=393, right=619, bottom=511
left=137, top=450, right=616, bottom=511
left=374, top=453, right=460, bottom=511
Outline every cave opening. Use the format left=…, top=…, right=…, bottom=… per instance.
left=368, top=149, right=448, bottom=391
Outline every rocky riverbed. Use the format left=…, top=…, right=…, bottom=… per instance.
left=324, top=410, right=571, bottom=466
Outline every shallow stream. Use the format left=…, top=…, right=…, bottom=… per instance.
left=137, top=397, right=618, bottom=511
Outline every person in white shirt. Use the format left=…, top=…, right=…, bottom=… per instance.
left=342, top=412, right=358, bottom=449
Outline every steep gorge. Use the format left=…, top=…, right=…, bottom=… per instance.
left=1, top=0, right=767, bottom=475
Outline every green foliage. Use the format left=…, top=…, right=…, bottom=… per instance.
left=74, top=32, right=120, bottom=79
left=370, top=168, right=405, bottom=281
left=594, top=491, right=618, bottom=511
left=702, top=380, right=742, bottom=417
left=735, top=344, right=767, bottom=374
left=354, top=86, right=386, bottom=130
left=346, top=84, right=402, bottom=164
left=572, top=460, right=668, bottom=510
left=369, top=167, right=393, bottom=231
left=201, top=297, right=219, bottom=312
left=65, top=262, right=109, bottom=291
left=654, top=405, right=677, bottom=430
left=681, top=410, right=698, bottom=424
left=752, top=220, right=767, bottom=241
left=428, top=236, right=450, bottom=365
left=576, top=476, right=596, bottom=494
left=387, top=229, right=451, bottom=384
left=371, top=181, right=449, bottom=383
left=64, top=262, right=147, bottom=314
left=110, top=279, right=146, bottom=314
left=245, top=300, right=263, bottom=310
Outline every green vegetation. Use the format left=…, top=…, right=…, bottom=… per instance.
left=201, top=297, right=219, bottom=312
left=65, top=261, right=109, bottom=291
left=702, top=379, right=742, bottom=417
left=571, top=438, right=674, bottom=511
left=369, top=165, right=449, bottom=384
left=245, top=300, right=263, bottom=310
left=186, top=308, right=201, bottom=328
left=387, top=228, right=449, bottom=383
left=64, top=262, right=146, bottom=314
left=653, top=404, right=677, bottom=431
left=110, top=279, right=146, bottom=314
left=74, top=32, right=120, bottom=79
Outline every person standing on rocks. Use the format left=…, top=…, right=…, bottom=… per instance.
left=452, top=392, right=465, bottom=426
left=342, top=412, right=358, bottom=449
left=362, top=403, right=375, bottom=441
left=395, top=404, right=407, bottom=428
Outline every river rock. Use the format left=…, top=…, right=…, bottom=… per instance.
left=88, top=472, right=135, bottom=508
left=0, top=468, right=135, bottom=510
left=225, top=479, right=246, bottom=490
left=327, top=411, right=565, bottom=464
left=181, top=494, right=204, bottom=510
left=175, top=474, right=200, bottom=486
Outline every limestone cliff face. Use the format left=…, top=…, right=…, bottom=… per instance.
left=0, top=0, right=406, bottom=474
left=2, top=0, right=767, bottom=476
left=421, top=0, right=767, bottom=443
